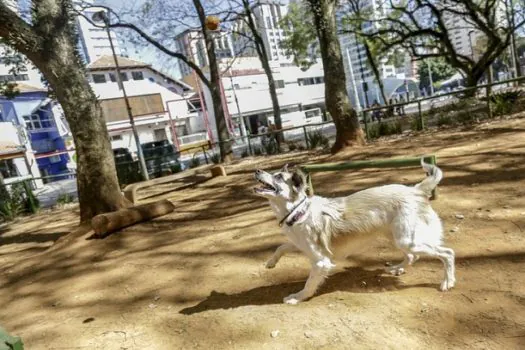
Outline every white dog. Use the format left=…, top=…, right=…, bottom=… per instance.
left=254, top=159, right=455, bottom=304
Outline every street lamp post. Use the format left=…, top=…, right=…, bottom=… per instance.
left=92, top=10, right=149, bottom=181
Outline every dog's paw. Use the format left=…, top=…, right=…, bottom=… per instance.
left=265, top=259, right=277, bottom=269
left=385, top=266, right=405, bottom=276
left=440, top=278, right=456, bottom=291
left=283, top=293, right=303, bottom=305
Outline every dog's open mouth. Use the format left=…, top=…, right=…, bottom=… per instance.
left=254, top=179, right=276, bottom=193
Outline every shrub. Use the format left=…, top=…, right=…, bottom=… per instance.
left=0, top=184, right=27, bottom=221
left=492, top=90, right=523, bottom=116
left=170, top=163, right=182, bottom=173
left=437, top=115, right=453, bottom=127
left=410, top=116, right=426, bottom=131
left=56, top=192, right=75, bottom=205
left=190, top=157, right=201, bottom=168
left=254, top=147, right=262, bottom=156
left=298, top=144, right=306, bottom=151
left=307, top=129, right=329, bottom=149
left=287, top=141, right=298, bottom=151
left=210, top=153, right=220, bottom=164
left=262, top=138, right=279, bottom=155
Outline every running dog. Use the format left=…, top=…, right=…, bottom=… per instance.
left=254, top=159, right=455, bottom=304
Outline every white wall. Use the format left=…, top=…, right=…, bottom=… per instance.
left=0, top=122, right=42, bottom=186
left=88, top=72, right=190, bottom=120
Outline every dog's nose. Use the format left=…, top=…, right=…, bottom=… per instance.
left=255, top=169, right=262, bottom=174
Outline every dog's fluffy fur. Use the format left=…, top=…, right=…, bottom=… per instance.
left=254, top=160, right=455, bottom=304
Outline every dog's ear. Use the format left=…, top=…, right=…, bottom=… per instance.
left=291, top=169, right=307, bottom=189
left=305, top=173, right=312, bottom=196
left=281, top=163, right=289, bottom=173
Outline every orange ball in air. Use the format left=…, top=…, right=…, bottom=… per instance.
left=205, top=16, right=220, bottom=31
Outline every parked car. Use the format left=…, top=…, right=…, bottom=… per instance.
left=113, top=147, right=133, bottom=163
left=141, top=140, right=182, bottom=178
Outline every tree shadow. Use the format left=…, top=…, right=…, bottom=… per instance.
left=0, top=231, right=69, bottom=245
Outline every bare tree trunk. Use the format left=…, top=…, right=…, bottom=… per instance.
left=193, top=0, right=233, bottom=162
left=307, top=0, right=365, bottom=153
left=241, top=0, right=283, bottom=143
left=0, top=1, right=131, bottom=222
left=363, top=42, right=388, bottom=104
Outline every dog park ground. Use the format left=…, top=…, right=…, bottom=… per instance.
left=1, top=116, right=524, bottom=349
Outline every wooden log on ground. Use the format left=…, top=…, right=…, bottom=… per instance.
left=90, top=199, right=175, bottom=238
left=210, top=165, right=227, bottom=177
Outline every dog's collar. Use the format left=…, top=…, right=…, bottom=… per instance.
left=279, top=196, right=310, bottom=227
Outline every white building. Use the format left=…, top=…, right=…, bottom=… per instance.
left=86, top=56, right=206, bottom=153
left=0, top=1, right=44, bottom=88
left=75, top=1, right=122, bottom=64
left=193, top=57, right=325, bottom=142
left=232, top=0, right=292, bottom=64
left=0, top=121, right=42, bottom=187
left=338, top=0, right=419, bottom=106
left=175, top=29, right=236, bottom=78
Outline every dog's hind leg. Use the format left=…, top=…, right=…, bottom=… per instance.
left=385, top=253, right=418, bottom=276
left=266, top=243, right=298, bottom=269
left=407, top=244, right=455, bottom=291
left=283, top=257, right=334, bottom=305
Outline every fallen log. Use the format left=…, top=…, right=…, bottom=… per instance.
left=90, top=199, right=175, bottom=238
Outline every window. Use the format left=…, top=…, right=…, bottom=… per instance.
left=266, top=17, right=273, bottom=29
left=305, top=109, right=321, bottom=119
left=0, top=159, right=18, bottom=179
left=92, top=74, right=106, bottom=83
left=109, top=73, right=117, bottom=82
left=23, top=113, right=53, bottom=130
left=110, top=135, right=123, bottom=141
left=275, top=80, right=285, bottom=89
left=0, top=74, right=29, bottom=82
left=23, top=115, right=41, bottom=130
left=120, top=72, right=128, bottom=81
left=132, top=71, right=144, bottom=80
left=233, top=83, right=240, bottom=89
left=148, top=77, right=155, bottom=83
left=48, top=155, right=62, bottom=164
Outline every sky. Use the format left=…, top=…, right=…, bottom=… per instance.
left=96, top=0, right=183, bottom=78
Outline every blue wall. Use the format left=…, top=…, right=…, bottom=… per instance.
left=0, top=92, right=70, bottom=181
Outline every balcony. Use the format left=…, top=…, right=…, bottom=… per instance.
left=178, top=132, right=208, bottom=147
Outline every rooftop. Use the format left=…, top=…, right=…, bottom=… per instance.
left=87, top=55, right=151, bottom=70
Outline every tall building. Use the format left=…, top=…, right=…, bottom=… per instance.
left=75, top=1, right=122, bottom=64
left=232, top=0, right=292, bottom=64
left=0, top=0, right=43, bottom=88
left=175, top=29, right=235, bottom=78
left=338, top=0, right=409, bottom=107
left=175, top=0, right=292, bottom=78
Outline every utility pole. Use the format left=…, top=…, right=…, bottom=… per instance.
left=92, top=10, right=149, bottom=181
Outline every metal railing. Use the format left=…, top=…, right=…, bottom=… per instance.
left=359, top=76, right=525, bottom=138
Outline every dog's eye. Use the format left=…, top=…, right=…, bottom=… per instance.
left=275, top=174, right=284, bottom=181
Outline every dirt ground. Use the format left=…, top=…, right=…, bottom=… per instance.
left=1, top=116, right=525, bottom=350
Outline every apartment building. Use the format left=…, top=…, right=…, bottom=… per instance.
left=86, top=55, right=205, bottom=153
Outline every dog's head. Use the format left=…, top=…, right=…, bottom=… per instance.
left=254, top=164, right=310, bottom=202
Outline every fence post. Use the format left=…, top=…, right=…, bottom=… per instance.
left=247, top=136, right=253, bottom=155
left=362, top=111, right=370, bottom=140
left=202, top=145, right=209, bottom=164
left=486, top=85, right=493, bottom=119
left=417, top=100, right=424, bottom=130
left=22, top=180, right=38, bottom=214
left=303, top=126, right=309, bottom=148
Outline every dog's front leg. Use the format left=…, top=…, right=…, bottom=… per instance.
left=266, top=243, right=297, bottom=269
left=283, top=257, right=334, bottom=305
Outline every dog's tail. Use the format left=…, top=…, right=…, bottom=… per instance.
left=416, top=158, right=443, bottom=195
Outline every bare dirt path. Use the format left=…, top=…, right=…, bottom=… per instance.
left=1, top=117, right=524, bottom=349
